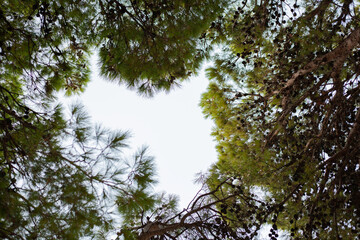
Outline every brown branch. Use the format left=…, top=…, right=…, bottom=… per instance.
left=282, top=27, right=360, bottom=92
left=298, top=0, right=332, bottom=21
left=136, top=182, right=237, bottom=240
left=189, top=179, right=229, bottom=210
left=137, top=222, right=203, bottom=240
left=343, top=107, right=360, bottom=149
left=318, top=107, right=360, bottom=169
left=0, top=103, right=36, bottom=130
left=266, top=73, right=331, bottom=145
left=266, top=28, right=360, bottom=145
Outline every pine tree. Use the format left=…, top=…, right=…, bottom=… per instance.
left=0, top=0, right=227, bottom=97
left=97, top=0, right=228, bottom=96
left=1, top=0, right=360, bottom=239
left=1, top=0, right=225, bottom=238
left=0, top=0, right=229, bottom=238
left=200, top=0, right=360, bottom=239
left=0, top=77, right=160, bottom=238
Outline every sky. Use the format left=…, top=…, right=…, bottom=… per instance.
left=60, top=54, right=278, bottom=239
left=62, top=54, right=218, bottom=209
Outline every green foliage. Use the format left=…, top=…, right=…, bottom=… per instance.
left=200, top=0, right=360, bottom=238
left=116, top=147, right=158, bottom=222
left=1, top=0, right=360, bottom=239
left=0, top=79, right=151, bottom=238
left=0, top=1, right=228, bottom=238
left=0, top=0, right=95, bottom=97
left=0, top=0, right=228, bottom=98
left=97, top=0, right=228, bottom=96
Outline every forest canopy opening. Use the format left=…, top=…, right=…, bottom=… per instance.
left=0, top=0, right=359, bottom=239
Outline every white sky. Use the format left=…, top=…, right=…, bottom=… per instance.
left=61, top=54, right=281, bottom=239
left=62, top=54, right=218, bottom=209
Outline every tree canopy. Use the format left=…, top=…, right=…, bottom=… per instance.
left=200, top=0, right=360, bottom=239
left=0, top=0, right=226, bottom=238
left=0, top=0, right=226, bottom=97
left=1, top=0, right=360, bottom=239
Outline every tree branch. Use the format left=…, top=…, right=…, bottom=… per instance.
left=282, top=27, right=360, bottom=92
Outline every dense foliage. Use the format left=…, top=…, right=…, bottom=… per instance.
left=200, top=0, right=360, bottom=239
left=0, top=87, right=156, bottom=238
left=97, top=0, right=226, bottom=95
left=0, top=0, right=226, bottom=97
left=1, top=0, right=360, bottom=239
left=0, top=0, right=226, bottom=238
